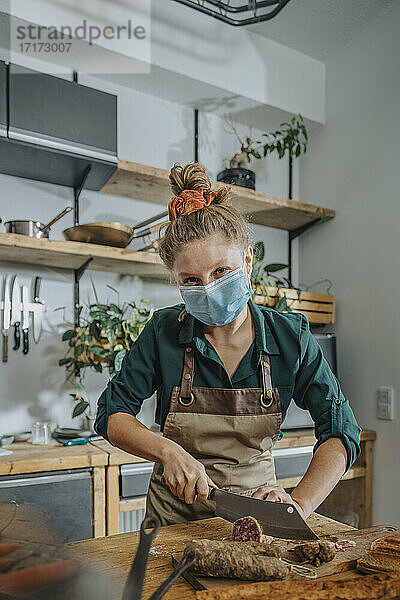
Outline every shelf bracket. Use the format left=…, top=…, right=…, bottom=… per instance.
left=75, top=257, right=93, bottom=283
left=194, top=108, right=199, bottom=162
left=74, top=257, right=93, bottom=329
left=74, top=257, right=93, bottom=377
left=288, top=218, right=322, bottom=285
left=73, top=165, right=91, bottom=226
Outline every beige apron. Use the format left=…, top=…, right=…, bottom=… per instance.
left=145, top=313, right=282, bottom=525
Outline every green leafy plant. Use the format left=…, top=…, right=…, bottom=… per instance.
left=59, top=297, right=153, bottom=381
left=58, top=287, right=153, bottom=418
left=224, top=113, right=308, bottom=168
left=251, top=241, right=300, bottom=313
left=70, top=393, right=90, bottom=418
left=261, top=114, right=308, bottom=160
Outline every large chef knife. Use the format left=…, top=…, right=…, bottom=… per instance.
left=32, top=277, right=44, bottom=344
left=21, top=285, right=29, bottom=355
left=209, top=487, right=319, bottom=541
left=10, top=276, right=21, bottom=351
left=1, top=275, right=11, bottom=363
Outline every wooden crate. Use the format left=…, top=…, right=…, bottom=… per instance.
left=253, top=287, right=336, bottom=325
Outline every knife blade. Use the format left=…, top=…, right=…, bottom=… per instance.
left=10, top=276, right=21, bottom=351
left=1, top=275, right=11, bottom=363
left=209, top=488, right=319, bottom=541
left=32, top=276, right=44, bottom=344
left=21, top=285, right=29, bottom=355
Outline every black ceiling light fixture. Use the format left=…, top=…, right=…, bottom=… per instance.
left=171, top=0, right=292, bottom=26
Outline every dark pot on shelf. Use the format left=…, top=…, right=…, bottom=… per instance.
left=217, top=168, right=256, bottom=190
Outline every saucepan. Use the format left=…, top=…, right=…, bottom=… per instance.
left=63, top=209, right=169, bottom=249
left=4, top=206, right=73, bottom=239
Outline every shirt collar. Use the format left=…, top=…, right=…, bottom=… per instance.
left=177, top=299, right=280, bottom=355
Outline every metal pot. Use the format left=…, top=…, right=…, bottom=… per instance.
left=5, top=206, right=73, bottom=239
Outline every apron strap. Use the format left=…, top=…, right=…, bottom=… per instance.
left=179, top=349, right=277, bottom=408
left=180, top=346, right=194, bottom=399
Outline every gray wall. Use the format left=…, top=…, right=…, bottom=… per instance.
left=0, top=80, right=295, bottom=433
left=299, top=4, right=400, bottom=525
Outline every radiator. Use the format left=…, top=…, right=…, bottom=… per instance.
left=119, top=507, right=146, bottom=533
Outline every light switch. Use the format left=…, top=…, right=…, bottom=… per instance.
left=377, top=387, right=394, bottom=420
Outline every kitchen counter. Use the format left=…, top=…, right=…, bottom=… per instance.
left=67, top=514, right=359, bottom=600
left=0, top=441, right=109, bottom=537
left=0, top=430, right=376, bottom=537
left=0, top=441, right=108, bottom=476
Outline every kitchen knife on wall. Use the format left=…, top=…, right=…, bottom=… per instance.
left=209, top=487, right=319, bottom=541
left=32, top=276, right=44, bottom=344
left=10, top=275, right=21, bottom=351
left=21, top=285, right=29, bottom=355
left=1, top=275, right=11, bottom=363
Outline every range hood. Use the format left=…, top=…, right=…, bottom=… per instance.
left=0, top=61, right=117, bottom=191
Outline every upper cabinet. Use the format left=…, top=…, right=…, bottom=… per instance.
left=0, top=61, right=6, bottom=138
left=9, top=64, right=117, bottom=161
left=0, top=63, right=117, bottom=191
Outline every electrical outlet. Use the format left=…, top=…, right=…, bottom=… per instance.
left=377, top=387, right=394, bottom=420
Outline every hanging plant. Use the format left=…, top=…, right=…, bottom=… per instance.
left=59, top=295, right=153, bottom=381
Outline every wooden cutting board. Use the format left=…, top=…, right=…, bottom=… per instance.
left=172, top=525, right=400, bottom=592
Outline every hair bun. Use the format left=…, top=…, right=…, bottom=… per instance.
left=169, top=162, right=230, bottom=207
left=169, top=162, right=211, bottom=196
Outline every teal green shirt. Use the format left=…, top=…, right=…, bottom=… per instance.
left=95, top=299, right=361, bottom=470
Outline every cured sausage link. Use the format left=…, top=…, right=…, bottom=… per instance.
left=184, top=539, right=288, bottom=581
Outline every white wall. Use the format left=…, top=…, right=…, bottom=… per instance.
left=299, top=4, right=400, bottom=525
left=2, top=0, right=325, bottom=123
left=0, top=80, right=295, bottom=434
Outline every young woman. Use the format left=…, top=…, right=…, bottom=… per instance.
left=95, top=162, right=361, bottom=526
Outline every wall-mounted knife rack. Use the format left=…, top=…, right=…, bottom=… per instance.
left=1, top=276, right=45, bottom=361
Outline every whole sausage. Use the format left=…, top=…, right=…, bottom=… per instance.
left=184, top=540, right=288, bottom=581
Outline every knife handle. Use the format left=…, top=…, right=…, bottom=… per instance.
left=2, top=335, right=8, bottom=363
left=208, top=486, right=217, bottom=500
left=13, top=322, right=20, bottom=351
left=34, top=277, right=41, bottom=301
left=63, top=438, right=90, bottom=446
left=22, top=328, right=29, bottom=355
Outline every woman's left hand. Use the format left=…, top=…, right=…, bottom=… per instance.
left=251, top=485, right=308, bottom=519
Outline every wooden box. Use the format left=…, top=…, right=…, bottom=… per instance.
left=253, top=287, right=336, bottom=325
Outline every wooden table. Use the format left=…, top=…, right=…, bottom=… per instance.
left=0, top=441, right=109, bottom=537
left=92, top=430, right=376, bottom=535
left=67, top=513, right=359, bottom=600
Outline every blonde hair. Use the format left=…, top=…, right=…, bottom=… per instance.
left=158, top=162, right=253, bottom=271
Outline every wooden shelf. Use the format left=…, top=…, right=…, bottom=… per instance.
left=101, top=161, right=335, bottom=231
left=0, top=233, right=169, bottom=279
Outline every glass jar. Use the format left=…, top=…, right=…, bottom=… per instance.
left=31, top=422, right=52, bottom=445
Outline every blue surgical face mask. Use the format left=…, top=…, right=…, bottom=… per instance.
left=179, top=266, right=253, bottom=327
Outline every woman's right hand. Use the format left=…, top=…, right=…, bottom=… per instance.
left=161, top=440, right=215, bottom=505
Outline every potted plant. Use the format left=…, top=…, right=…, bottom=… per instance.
left=251, top=241, right=336, bottom=324
left=58, top=287, right=153, bottom=421
left=251, top=241, right=299, bottom=313
left=217, top=115, right=261, bottom=190
left=217, top=114, right=308, bottom=193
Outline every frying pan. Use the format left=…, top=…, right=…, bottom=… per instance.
left=63, top=209, right=169, bottom=248
left=4, top=206, right=73, bottom=239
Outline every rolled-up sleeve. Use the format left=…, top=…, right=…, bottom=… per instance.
left=293, top=315, right=361, bottom=471
left=94, top=312, right=162, bottom=440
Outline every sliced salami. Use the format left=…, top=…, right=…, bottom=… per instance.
left=232, top=516, right=263, bottom=542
